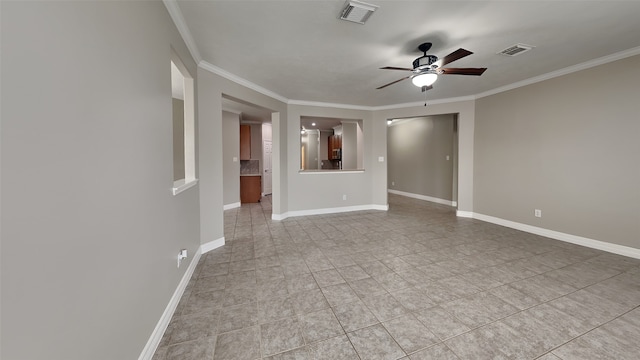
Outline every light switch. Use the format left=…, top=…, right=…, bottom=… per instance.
left=446, top=155, right=450, bottom=161
left=378, top=156, right=384, bottom=162
left=233, top=157, right=238, bottom=162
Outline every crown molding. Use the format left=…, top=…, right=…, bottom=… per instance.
left=371, top=95, right=476, bottom=111
left=163, top=0, right=202, bottom=63
left=198, top=61, right=290, bottom=104
left=221, top=108, right=242, bottom=115
left=476, top=45, right=640, bottom=99
left=164, top=2, right=640, bottom=112
left=288, top=99, right=372, bottom=111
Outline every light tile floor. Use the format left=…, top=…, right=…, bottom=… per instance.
left=153, top=194, right=640, bottom=360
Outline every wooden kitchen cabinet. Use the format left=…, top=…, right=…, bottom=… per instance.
left=240, top=176, right=261, bottom=203
left=328, top=135, right=342, bottom=160
left=240, top=125, right=251, bottom=160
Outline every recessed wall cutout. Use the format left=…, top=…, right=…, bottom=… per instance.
left=170, top=48, right=196, bottom=195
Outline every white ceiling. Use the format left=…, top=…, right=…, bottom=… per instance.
left=221, top=96, right=273, bottom=123
left=301, top=116, right=345, bottom=131
left=174, top=0, right=640, bottom=107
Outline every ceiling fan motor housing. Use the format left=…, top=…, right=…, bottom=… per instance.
left=413, top=55, right=438, bottom=70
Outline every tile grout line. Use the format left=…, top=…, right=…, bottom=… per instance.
left=538, top=304, right=640, bottom=359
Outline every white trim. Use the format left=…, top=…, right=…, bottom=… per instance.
left=163, top=3, right=640, bottom=111
left=370, top=95, right=476, bottom=111
left=222, top=108, right=242, bottom=115
left=370, top=204, right=390, bottom=211
left=470, top=212, right=640, bottom=260
left=476, top=45, right=640, bottom=99
left=201, top=237, right=225, bottom=254
left=272, top=204, right=388, bottom=220
left=299, top=170, right=365, bottom=175
left=162, top=1, right=202, bottom=63
left=272, top=212, right=288, bottom=221
left=388, top=189, right=456, bottom=207
left=456, top=210, right=473, bottom=218
left=198, top=61, right=289, bottom=104
left=288, top=95, right=477, bottom=111
left=288, top=99, right=372, bottom=111
left=223, top=202, right=241, bottom=210
left=387, top=117, right=422, bottom=127
left=138, top=247, right=202, bottom=360
left=172, top=179, right=198, bottom=196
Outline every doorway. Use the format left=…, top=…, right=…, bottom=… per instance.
left=387, top=114, right=458, bottom=207
left=263, top=139, right=272, bottom=195
left=221, top=95, right=275, bottom=207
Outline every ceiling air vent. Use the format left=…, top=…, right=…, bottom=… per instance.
left=339, top=0, right=378, bottom=24
left=498, top=43, right=534, bottom=56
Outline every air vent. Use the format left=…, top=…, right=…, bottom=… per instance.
left=339, top=0, right=378, bottom=24
left=498, top=43, right=534, bottom=56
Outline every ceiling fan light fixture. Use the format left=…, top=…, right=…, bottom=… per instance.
left=411, top=73, right=438, bottom=87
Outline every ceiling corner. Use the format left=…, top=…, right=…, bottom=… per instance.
left=163, top=0, right=202, bottom=63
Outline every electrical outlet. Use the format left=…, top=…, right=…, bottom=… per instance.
left=177, top=249, right=188, bottom=268
left=391, top=181, right=395, bottom=186
left=342, top=194, right=347, bottom=201
left=534, top=209, right=542, bottom=218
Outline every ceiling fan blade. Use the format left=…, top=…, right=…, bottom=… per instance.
left=380, top=66, right=414, bottom=71
left=437, top=67, right=487, bottom=76
left=376, top=76, right=410, bottom=89
left=433, top=48, right=473, bottom=68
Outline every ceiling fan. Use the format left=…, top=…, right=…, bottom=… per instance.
left=377, top=42, right=487, bottom=91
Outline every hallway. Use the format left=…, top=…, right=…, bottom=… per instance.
left=153, top=194, right=640, bottom=359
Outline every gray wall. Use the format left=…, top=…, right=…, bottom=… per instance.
left=474, top=54, right=640, bottom=249
left=287, top=105, right=380, bottom=212
left=7, top=3, right=637, bottom=360
left=197, top=69, right=288, bottom=231
left=249, top=123, right=263, bottom=161
left=301, top=130, right=320, bottom=170
left=342, top=122, right=358, bottom=170
left=222, top=111, right=240, bottom=205
left=320, top=130, right=331, bottom=162
left=1, top=2, right=200, bottom=359
left=374, top=100, right=476, bottom=212
left=388, top=115, right=456, bottom=202
left=173, top=98, right=185, bottom=181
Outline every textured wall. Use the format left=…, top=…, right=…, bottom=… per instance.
left=474, top=55, right=640, bottom=248
left=388, top=115, right=456, bottom=202
left=1, top=2, right=200, bottom=359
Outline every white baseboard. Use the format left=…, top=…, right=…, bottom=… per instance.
left=223, top=202, right=241, bottom=210
left=201, top=237, right=225, bottom=254
left=471, top=212, right=640, bottom=260
left=456, top=210, right=474, bottom=218
left=138, top=247, right=202, bottom=360
left=272, top=204, right=388, bottom=220
left=138, top=236, right=227, bottom=360
left=272, top=212, right=287, bottom=221
left=370, top=204, right=390, bottom=211
left=388, top=189, right=457, bottom=207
